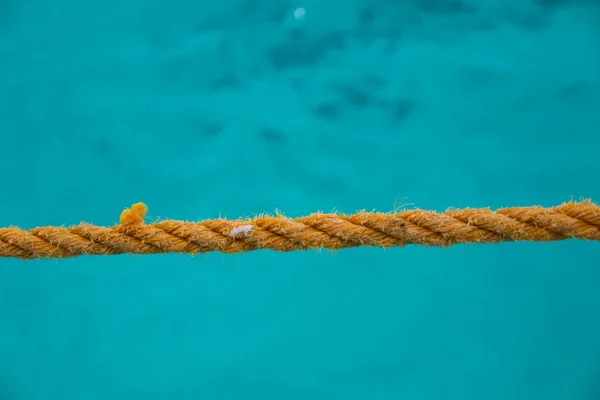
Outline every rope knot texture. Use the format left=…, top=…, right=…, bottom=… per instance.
left=1, top=200, right=599, bottom=259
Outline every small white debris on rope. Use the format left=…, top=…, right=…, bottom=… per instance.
left=229, top=225, right=254, bottom=238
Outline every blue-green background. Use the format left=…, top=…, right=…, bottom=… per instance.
left=1, top=1, right=600, bottom=398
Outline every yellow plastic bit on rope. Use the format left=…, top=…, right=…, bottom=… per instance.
left=119, top=202, right=148, bottom=225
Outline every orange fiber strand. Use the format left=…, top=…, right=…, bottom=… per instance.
left=1, top=201, right=599, bottom=259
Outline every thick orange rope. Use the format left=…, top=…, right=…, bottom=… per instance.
left=1, top=201, right=599, bottom=259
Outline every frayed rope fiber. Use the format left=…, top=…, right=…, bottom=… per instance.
left=1, top=201, right=599, bottom=259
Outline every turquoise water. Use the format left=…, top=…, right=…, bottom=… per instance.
left=1, top=0, right=600, bottom=398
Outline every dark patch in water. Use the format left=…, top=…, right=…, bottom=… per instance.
left=267, top=5, right=289, bottom=24
left=363, top=74, right=387, bottom=89
left=289, top=77, right=305, bottom=91
left=555, top=81, right=591, bottom=102
left=267, top=32, right=347, bottom=70
left=313, top=103, right=341, bottom=120
left=211, top=74, right=243, bottom=91
left=202, top=123, right=224, bottom=138
left=359, top=7, right=375, bottom=26
left=463, top=66, right=511, bottom=87
left=286, top=26, right=306, bottom=41
left=260, top=127, right=286, bottom=144
left=418, top=0, right=476, bottom=14
left=536, top=0, right=567, bottom=7
left=333, top=84, right=373, bottom=108
left=389, top=99, right=415, bottom=123
left=0, top=0, right=13, bottom=27
left=94, top=138, right=113, bottom=157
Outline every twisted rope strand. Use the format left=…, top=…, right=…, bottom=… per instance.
left=1, top=201, right=598, bottom=259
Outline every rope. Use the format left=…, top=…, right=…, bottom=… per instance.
left=1, top=201, right=599, bottom=259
